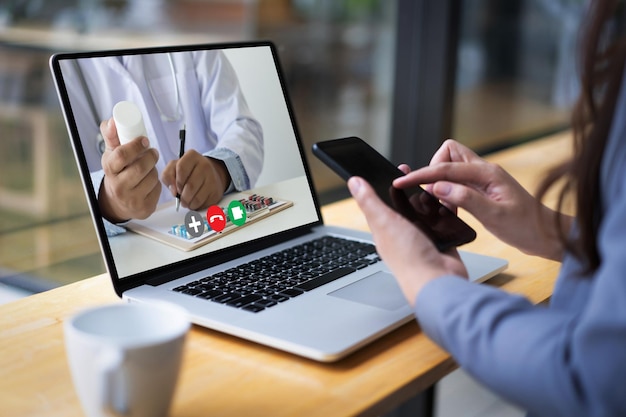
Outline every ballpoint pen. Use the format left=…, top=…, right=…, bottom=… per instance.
left=176, top=125, right=186, bottom=211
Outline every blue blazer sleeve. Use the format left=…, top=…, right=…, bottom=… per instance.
left=415, top=161, right=626, bottom=417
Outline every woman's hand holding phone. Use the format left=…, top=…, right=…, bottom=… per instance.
left=347, top=176, right=468, bottom=306
left=394, top=139, right=572, bottom=261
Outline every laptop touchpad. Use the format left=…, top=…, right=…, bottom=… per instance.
left=329, top=271, right=408, bottom=311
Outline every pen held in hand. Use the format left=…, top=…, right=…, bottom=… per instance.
left=176, top=125, right=186, bottom=212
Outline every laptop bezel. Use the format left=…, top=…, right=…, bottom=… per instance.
left=49, top=40, right=325, bottom=297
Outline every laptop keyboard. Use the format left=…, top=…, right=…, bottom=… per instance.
left=172, top=236, right=381, bottom=313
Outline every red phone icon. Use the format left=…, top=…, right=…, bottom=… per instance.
left=207, top=206, right=226, bottom=232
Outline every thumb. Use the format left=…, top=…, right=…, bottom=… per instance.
left=100, top=118, right=121, bottom=151
left=348, top=177, right=397, bottom=227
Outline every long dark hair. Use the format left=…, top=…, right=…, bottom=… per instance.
left=537, top=0, right=626, bottom=272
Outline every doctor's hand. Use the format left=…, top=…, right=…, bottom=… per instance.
left=393, top=139, right=571, bottom=261
left=98, top=118, right=161, bottom=223
left=348, top=176, right=467, bottom=307
left=162, top=150, right=230, bottom=211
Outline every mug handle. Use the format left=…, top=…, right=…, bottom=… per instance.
left=99, top=348, right=129, bottom=417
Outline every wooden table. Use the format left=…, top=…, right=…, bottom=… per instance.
left=0, top=132, right=571, bottom=417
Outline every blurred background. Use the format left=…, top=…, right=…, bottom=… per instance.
left=0, top=0, right=583, bottom=294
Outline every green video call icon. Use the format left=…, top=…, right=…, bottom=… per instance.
left=227, top=200, right=247, bottom=227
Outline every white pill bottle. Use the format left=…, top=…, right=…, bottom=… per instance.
left=112, top=101, right=148, bottom=145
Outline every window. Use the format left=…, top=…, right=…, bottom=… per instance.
left=452, top=0, right=583, bottom=152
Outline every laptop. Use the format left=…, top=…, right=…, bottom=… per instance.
left=50, top=41, right=508, bottom=362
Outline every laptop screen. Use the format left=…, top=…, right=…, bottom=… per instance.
left=50, top=42, right=321, bottom=287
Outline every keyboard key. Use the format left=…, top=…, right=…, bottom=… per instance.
left=256, top=299, right=278, bottom=308
left=295, top=267, right=356, bottom=291
left=268, top=294, right=290, bottom=303
left=181, top=288, right=203, bottom=296
left=196, top=289, right=224, bottom=300
left=213, top=293, right=242, bottom=304
left=227, top=294, right=262, bottom=308
left=242, top=304, right=265, bottom=313
left=280, top=288, right=304, bottom=298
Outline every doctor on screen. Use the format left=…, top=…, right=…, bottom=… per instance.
left=62, top=50, right=264, bottom=235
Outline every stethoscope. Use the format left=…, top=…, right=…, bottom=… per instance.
left=73, top=53, right=182, bottom=156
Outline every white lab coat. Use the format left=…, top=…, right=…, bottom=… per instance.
left=61, top=51, right=264, bottom=207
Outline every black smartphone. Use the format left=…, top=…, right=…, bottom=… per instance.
left=312, top=136, right=476, bottom=251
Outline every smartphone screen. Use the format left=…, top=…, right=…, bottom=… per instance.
left=312, top=136, right=476, bottom=251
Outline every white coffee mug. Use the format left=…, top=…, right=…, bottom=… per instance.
left=64, top=302, right=190, bottom=417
